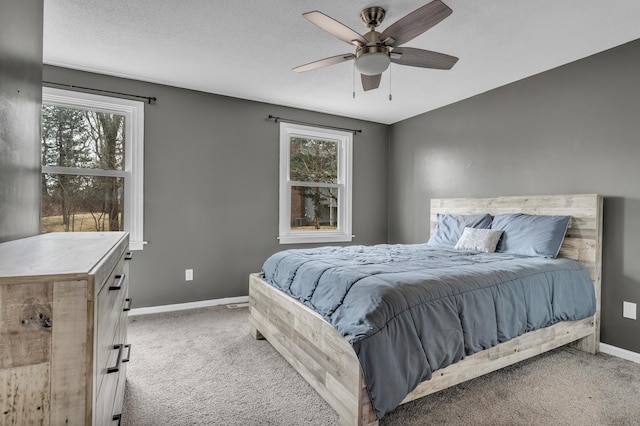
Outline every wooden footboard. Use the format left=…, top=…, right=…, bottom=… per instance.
left=249, top=273, right=377, bottom=426
left=249, top=194, right=602, bottom=425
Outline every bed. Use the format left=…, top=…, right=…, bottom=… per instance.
left=248, top=194, right=602, bottom=426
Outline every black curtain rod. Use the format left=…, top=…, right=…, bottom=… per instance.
left=268, top=115, right=362, bottom=134
left=43, top=81, right=157, bottom=104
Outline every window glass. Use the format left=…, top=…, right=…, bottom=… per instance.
left=290, top=186, right=338, bottom=230
left=289, top=137, right=337, bottom=183
left=41, top=174, right=124, bottom=233
left=42, top=105, right=125, bottom=170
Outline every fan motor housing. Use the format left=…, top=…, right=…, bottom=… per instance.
left=356, top=45, right=389, bottom=58
left=360, top=7, right=386, bottom=28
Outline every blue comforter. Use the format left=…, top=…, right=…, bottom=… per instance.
left=261, top=244, right=596, bottom=419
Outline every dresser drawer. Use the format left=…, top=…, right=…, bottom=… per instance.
left=95, top=316, right=129, bottom=425
left=95, top=363, right=119, bottom=425
left=96, top=254, right=128, bottom=392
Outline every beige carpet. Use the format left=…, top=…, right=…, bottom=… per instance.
left=122, top=305, right=640, bottom=425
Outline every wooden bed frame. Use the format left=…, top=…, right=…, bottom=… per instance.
left=249, top=194, right=603, bottom=426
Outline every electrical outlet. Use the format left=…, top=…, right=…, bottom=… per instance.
left=623, top=301, right=636, bottom=320
left=185, top=269, right=193, bottom=281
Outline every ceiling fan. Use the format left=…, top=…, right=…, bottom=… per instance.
left=293, top=0, right=458, bottom=92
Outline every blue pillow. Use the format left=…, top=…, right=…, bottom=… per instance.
left=427, top=213, right=493, bottom=248
left=491, top=213, right=571, bottom=258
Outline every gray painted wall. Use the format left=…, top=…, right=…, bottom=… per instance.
left=43, top=65, right=389, bottom=308
left=0, top=0, right=43, bottom=242
left=388, top=39, right=640, bottom=353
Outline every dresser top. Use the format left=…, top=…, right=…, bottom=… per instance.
left=0, top=232, right=128, bottom=283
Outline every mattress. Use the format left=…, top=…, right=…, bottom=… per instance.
left=261, top=243, right=596, bottom=418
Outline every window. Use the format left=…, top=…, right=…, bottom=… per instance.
left=279, top=122, right=352, bottom=244
left=41, top=87, right=145, bottom=250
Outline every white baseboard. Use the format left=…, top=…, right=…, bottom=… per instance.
left=128, top=295, right=249, bottom=316
left=599, top=342, right=640, bottom=364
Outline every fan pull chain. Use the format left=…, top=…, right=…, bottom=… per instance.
left=389, top=65, right=393, bottom=101
left=352, top=62, right=356, bottom=99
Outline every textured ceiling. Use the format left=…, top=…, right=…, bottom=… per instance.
left=43, top=0, right=640, bottom=125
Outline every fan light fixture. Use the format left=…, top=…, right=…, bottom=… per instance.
left=355, top=52, right=390, bottom=76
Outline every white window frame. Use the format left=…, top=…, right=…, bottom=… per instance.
left=279, top=122, right=352, bottom=244
left=41, top=87, right=146, bottom=250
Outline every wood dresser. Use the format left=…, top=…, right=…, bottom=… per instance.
left=0, top=232, right=132, bottom=425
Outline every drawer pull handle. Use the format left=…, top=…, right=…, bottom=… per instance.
left=123, top=344, right=132, bottom=363
left=113, top=414, right=122, bottom=425
left=110, top=274, right=126, bottom=291
left=124, top=298, right=133, bottom=312
left=125, top=252, right=133, bottom=260
left=107, top=344, right=124, bottom=374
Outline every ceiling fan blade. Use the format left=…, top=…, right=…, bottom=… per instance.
left=391, top=47, right=458, bottom=70
left=293, top=53, right=355, bottom=73
left=361, top=74, right=382, bottom=91
left=303, top=11, right=367, bottom=46
left=381, top=0, right=452, bottom=47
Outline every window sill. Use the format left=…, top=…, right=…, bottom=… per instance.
left=129, top=240, right=147, bottom=251
left=278, top=234, right=353, bottom=245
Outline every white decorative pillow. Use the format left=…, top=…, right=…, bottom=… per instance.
left=454, top=227, right=503, bottom=253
